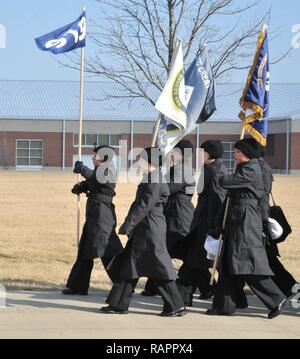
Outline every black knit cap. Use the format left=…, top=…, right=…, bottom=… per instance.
left=259, top=144, right=266, bottom=158
left=174, top=139, right=194, bottom=158
left=234, top=138, right=261, bottom=159
left=200, top=140, right=224, bottom=159
left=93, top=145, right=115, bottom=162
left=139, top=147, right=164, bottom=167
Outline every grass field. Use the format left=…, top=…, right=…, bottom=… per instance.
left=0, top=171, right=299, bottom=291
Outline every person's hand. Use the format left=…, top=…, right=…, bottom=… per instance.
left=73, top=161, right=84, bottom=174
left=71, top=183, right=81, bottom=195
left=118, top=223, right=128, bottom=235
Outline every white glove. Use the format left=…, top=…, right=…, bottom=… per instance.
left=268, top=218, right=283, bottom=240
left=204, top=235, right=222, bottom=257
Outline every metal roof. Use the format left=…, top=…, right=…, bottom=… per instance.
left=0, top=80, right=299, bottom=122
left=213, top=83, right=300, bottom=121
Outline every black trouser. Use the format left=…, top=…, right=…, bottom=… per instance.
left=143, top=277, right=159, bottom=294
left=106, top=277, right=185, bottom=312
left=212, top=274, right=286, bottom=314
left=231, top=278, right=248, bottom=308
left=66, top=256, right=112, bottom=293
left=176, top=263, right=214, bottom=305
left=268, top=256, right=297, bottom=296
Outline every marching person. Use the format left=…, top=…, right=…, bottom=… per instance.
left=176, top=140, right=228, bottom=306
left=206, top=138, right=287, bottom=319
left=258, top=146, right=298, bottom=297
left=100, top=147, right=186, bottom=316
left=232, top=140, right=298, bottom=308
left=62, top=145, right=123, bottom=295
left=141, top=140, right=195, bottom=297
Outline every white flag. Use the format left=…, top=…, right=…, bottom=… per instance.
left=155, top=39, right=187, bottom=129
left=156, top=46, right=216, bottom=155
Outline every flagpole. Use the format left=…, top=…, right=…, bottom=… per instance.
left=209, top=126, right=245, bottom=285
left=76, top=6, right=86, bottom=246
left=151, top=114, right=162, bottom=146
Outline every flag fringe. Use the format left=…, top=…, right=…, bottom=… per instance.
left=243, top=123, right=267, bottom=146
left=238, top=101, right=264, bottom=123
left=239, top=26, right=267, bottom=111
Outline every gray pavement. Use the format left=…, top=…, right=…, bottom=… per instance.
left=0, top=290, right=299, bottom=339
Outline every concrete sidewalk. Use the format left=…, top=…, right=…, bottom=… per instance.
left=0, top=290, right=299, bottom=339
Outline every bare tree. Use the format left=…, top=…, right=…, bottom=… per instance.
left=61, top=0, right=284, bottom=105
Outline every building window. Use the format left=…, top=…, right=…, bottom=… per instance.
left=73, top=134, right=85, bottom=146
left=86, top=134, right=98, bottom=146
left=98, top=134, right=109, bottom=146
left=109, top=134, right=121, bottom=147
left=222, top=142, right=235, bottom=172
left=73, top=134, right=121, bottom=148
left=16, top=140, right=43, bottom=167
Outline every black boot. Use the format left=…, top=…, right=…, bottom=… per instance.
left=160, top=307, right=187, bottom=317
left=99, top=305, right=128, bottom=314
left=199, top=287, right=215, bottom=300
left=62, top=288, right=88, bottom=295
left=268, top=298, right=287, bottom=319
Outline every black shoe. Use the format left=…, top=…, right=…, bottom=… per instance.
left=185, top=301, right=193, bottom=307
left=99, top=305, right=128, bottom=314
left=160, top=307, right=187, bottom=317
left=199, top=289, right=215, bottom=300
left=268, top=298, right=287, bottom=319
left=62, top=288, right=88, bottom=295
left=205, top=309, right=235, bottom=316
left=141, top=290, right=158, bottom=297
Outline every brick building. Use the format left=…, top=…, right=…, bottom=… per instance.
left=0, top=80, right=299, bottom=174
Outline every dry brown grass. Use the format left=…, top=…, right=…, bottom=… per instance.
left=0, top=171, right=299, bottom=290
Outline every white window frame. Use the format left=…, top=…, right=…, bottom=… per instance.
left=222, top=141, right=235, bottom=173
left=16, top=139, right=43, bottom=169
left=108, top=134, right=122, bottom=148
left=73, top=133, right=121, bottom=148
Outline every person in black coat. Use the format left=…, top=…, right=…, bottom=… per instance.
left=207, top=139, right=287, bottom=319
left=232, top=141, right=298, bottom=307
left=141, top=140, right=195, bottom=296
left=100, top=147, right=186, bottom=316
left=258, top=147, right=297, bottom=297
left=62, top=145, right=123, bottom=295
left=176, top=140, right=228, bottom=306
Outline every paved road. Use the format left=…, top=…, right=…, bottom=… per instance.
left=0, top=290, right=299, bottom=339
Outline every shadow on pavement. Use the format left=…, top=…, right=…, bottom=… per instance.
left=5, top=290, right=300, bottom=318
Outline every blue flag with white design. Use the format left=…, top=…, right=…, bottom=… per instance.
left=35, top=12, right=86, bottom=54
left=157, top=46, right=216, bottom=154
left=239, top=25, right=269, bottom=146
